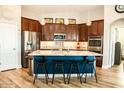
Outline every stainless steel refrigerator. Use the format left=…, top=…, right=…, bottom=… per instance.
left=21, top=31, right=40, bottom=67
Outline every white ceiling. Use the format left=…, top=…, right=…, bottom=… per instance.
left=21, top=5, right=104, bottom=14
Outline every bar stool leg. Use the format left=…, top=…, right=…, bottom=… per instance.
left=89, top=64, right=93, bottom=77
left=66, top=64, right=71, bottom=79
left=52, top=64, right=56, bottom=84
left=33, top=63, right=39, bottom=84
left=43, top=64, right=48, bottom=84
left=76, top=63, right=82, bottom=84
left=62, top=64, right=66, bottom=84
left=45, top=64, right=49, bottom=79
left=84, top=64, right=88, bottom=83
left=92, top=64, right=98, bottom=83
left=80, top=63, right=86, bottom=84
left=68, top=64, right=73, bottom=84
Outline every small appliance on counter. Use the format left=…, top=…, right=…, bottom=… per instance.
left=76, top=42, right=80, bottom=49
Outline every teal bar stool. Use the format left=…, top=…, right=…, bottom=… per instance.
left=67, top=56, right=84, bottom=84
left=52, top=58, right=66, bottom=84
left=33, top=56, right=49, bottom=84
left=81, top=56, right=98, bottom=83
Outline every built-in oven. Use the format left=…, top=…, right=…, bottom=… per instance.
left=88, top=36, right=103, bottom=53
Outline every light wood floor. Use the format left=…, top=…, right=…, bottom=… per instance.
left=0, top=62, right=124, bottom=88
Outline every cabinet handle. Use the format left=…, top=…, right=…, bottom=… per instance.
left=13, top=48, right=16, bottom=50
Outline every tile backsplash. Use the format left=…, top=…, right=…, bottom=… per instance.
left=40, top=41, right=88, bottom=50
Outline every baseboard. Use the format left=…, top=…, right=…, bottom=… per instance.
left=16, top=65, right=22, bottom=69
left=102, top=65, right=111, bottom=69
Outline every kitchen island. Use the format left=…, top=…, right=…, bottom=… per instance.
left=28, top=50, right=102, bottom=75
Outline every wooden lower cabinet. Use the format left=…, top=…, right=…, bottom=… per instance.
left=96, top=56, right=103, bottom=67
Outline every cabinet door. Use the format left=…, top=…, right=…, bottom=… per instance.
left=89, top=21, right=98, bottom=36
left=66, top=24, right=78, bottom=41
left=21, top=17, right=40, bottom=32
left=54, top=24, right=66, bottom=33
left=21, top=17, right=29, bottom=31
left=28, top=19, right=33, bottom=31
left=78, top=24, right=88, bottom=41
left=42, top=24, right=55, bottom=41
left=96, top=57, right=103, bottom=67
left=97, top=20, right=104, bottom=36
left=31, top=20, right=39, bottom=32
left=0, top=23, right=18, bottom=71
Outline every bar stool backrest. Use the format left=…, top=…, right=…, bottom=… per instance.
left=33, top=56, right=44, bottom=63
left=86, top=56, right=96, bottom=63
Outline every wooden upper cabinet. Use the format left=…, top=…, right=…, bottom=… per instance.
left=89, top=21, right=98, bottom=36
left=21, top=17, right=29, bottom=31
left=42, top=24, right=78, bottom=41
left=88, top=20, right=104, bottom=36
left=66, top=24, right=78, bottom=41
left=21, top=17, right=39, bottom=32
left=29, top=20, right=39, bottom=32
left=54, top=24, right=66, bottom=33
left=42, top=24, right=55, bottom=41
left=97, top=20, right=104, bottom=36
left=78, top=24, right=88, bottom=42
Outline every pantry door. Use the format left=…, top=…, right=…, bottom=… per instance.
left=0, top=23, right=18, bottom=71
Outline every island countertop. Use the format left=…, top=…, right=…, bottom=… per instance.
left=28, top=50, right=102, bottom=56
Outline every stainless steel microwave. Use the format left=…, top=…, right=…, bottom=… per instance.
left=54, top=33, right=66, bottom=41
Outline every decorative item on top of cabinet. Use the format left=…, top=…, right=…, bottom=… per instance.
left=88, top=20, right=104, bottom=36
left=78, top=24, right=88, bottom=42
left=55, top=18, right=64, bottom=24
left=68, top=19, right=76, bottom=24
left=44, top=18, right=53, bottom=23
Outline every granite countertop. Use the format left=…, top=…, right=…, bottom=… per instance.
left=40, top=48, right=87, bottom=51
left=28, top=50, right=102, bottom=56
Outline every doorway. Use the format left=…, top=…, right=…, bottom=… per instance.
left=0, top=22, right=18, bottom=71
left=110, top=18, right=124, bottom=67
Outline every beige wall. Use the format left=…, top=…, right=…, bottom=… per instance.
left=0, top=5, right=21, bottom=30
left=79, top=6, right=104, bottom=23
left=21, top=6, right=104, bottom=24
left=103, top=5, right=124, bottom=68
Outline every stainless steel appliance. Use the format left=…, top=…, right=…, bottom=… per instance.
left=54, top=33, right=66, bottom=41
left=21, top=31, right=40, bottom=67
left=88, top=36, right=103, bottom=53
